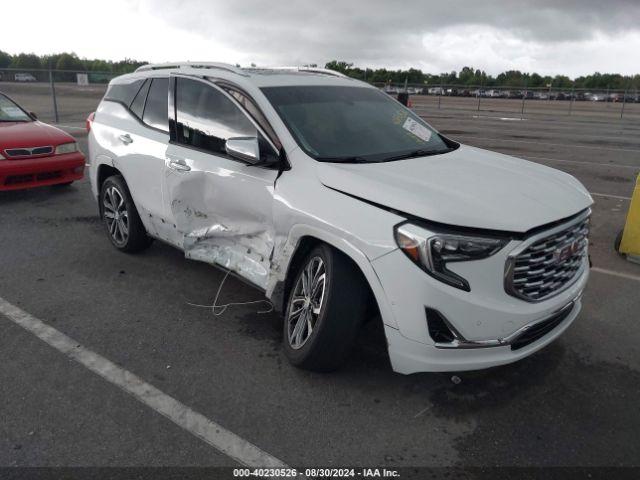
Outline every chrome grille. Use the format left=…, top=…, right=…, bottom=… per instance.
left=4, top=146, right=53, bottom=158
left=505, top=211, right=590, bottom=302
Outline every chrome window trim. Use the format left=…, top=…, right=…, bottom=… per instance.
left=504, top=208, right=591, bottom=303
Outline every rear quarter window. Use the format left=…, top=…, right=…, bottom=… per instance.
left=104, top=79, right=145, bottom=106
left=142, top=78, right=169, bottom=132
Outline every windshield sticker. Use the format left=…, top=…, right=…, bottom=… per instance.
left=402, top=117, right=432, bottom=142
left=1, top=106, right=23, bottom=116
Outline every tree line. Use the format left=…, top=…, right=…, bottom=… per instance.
left=1, top=51, right=637, bottom=90
left=325, top=61, right=640, bottom=91
left=0, top=51, right=146, bottom=75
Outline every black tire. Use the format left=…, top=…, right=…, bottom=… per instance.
left=100, top=175, right=153, bottom=253
left=283, top=244, right=369, bottom=372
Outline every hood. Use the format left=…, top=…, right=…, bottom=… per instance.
left=317, top=144, right=593, bottom=232
left=0, top=121, right=75, bottom=150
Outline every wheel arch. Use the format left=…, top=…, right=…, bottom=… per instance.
left=96, top=164, right=122, bottom=195
left=268, top=228, right=397, bottom=329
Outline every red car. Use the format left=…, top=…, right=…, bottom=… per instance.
left=0, top=92, right=85, bottom=191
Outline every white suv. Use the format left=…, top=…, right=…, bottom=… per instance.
left=88, top=62, right=592, bottom=374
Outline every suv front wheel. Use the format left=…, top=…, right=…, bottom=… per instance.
left=100, top=175, right=153, bottom=253
left=283, top=244, right=369, bottom=372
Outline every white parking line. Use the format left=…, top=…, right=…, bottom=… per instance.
left=521, top=155, right=640, bottom=171
left=591, top=267, right=640, bottom=282
left=454, top=134, right=640, bottom=153
left=55, top=124, right=86, bottom=130
left=589, top=192, right=632, bottom=201
left=0, top=296, right=289, bottom=469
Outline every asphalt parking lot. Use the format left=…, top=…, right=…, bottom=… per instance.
left=1, top=95, right=640, bottom=476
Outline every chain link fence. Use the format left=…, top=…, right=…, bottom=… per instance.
left=1, top=68, right=639, bottom=125
left=0, top=68, right=116, bottom=125
left=377, top=82, right=640, bottom=121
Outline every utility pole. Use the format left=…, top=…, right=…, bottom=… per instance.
left=569, top=83, right=575, bottom=115
left=49, top=66, right=59, bottom=123
left=520, top=79, right=527, bottom=119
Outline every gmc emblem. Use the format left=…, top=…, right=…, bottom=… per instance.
left=553, top=240, right=581, bottom=264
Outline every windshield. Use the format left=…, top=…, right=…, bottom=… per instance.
left=0, top=95, right=32, bottom=122
left=261, top=85, right=454, bottom=162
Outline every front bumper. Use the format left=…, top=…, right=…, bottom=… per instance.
left=0, top=152, right=85, bottom=191
left=371, top=241, right=589, bottom=374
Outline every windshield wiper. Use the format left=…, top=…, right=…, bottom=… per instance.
left=379, top=148, right=453, bottom=163
left=316, top=155, right=372, bottom=164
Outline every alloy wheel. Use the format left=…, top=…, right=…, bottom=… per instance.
left=287, top=256, right=327, bottom=349
left=103, top=185, right=129, bottom=246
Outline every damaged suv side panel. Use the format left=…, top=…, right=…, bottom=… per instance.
left=163, top=147, right=278, bottom=289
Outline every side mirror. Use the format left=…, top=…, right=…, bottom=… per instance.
left=29, top=111, right=38, bottom=120
left=225, top=137, right=260, bottom=164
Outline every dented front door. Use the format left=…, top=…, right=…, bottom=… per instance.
left=162, top=144, right=278, bottom=289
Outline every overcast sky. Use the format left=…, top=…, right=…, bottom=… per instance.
left=5, top=0, right=639, bottom=77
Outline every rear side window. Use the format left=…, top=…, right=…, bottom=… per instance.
left=142, top=78, right=169, bottom=132
left=130, top=79, right=151, bottom=119
left=175, top=78, right=257, bottom=154
left=104, top=80, right=144, bottom=106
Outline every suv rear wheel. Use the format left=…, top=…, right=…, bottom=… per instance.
left=100, top=175, right=153, bottom=253
left=283, top=244, right=369, bottom=372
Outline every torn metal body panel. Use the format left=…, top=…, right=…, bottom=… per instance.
left=163, top=143, right=278, bottom=290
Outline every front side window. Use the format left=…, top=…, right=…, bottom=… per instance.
left=175, top=78, right=257, bottom=155
left=142, top=78, right=169, bottom=132
left=0, top=94, right=32, bottom=122
left=261, top=85, right=455, bottom=163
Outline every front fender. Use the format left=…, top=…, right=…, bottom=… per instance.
left=266, top=224, right=400, bottom=330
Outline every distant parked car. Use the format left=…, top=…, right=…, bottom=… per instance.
left=0, top=92, right=85, bottom=190
left=427, top=87, right=444, bottom=95
left=14, top=73, right=36, bottom=82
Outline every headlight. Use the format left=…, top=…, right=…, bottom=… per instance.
left=55, top=142, right=78, bottom=154
left=394, top=223, right=508, bottom=291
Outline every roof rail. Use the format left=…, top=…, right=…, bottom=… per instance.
left=135, top=62, right=247, bottom=75
left=245, top=66, right=348, bottom=78
left=297, top=67, right=348, bottom=78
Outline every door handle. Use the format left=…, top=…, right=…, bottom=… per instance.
left=118, top=134, right=133, bottom=145
left=167, top=157, right=191, bottom=172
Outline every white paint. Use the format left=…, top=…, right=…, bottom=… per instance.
left=470, top=115, right=526, bottom=121
left=0, top=296, right=289, bottom=469
left=591, top=267, right=640, bottom=282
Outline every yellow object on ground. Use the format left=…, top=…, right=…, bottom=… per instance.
left=620, top=174, right=640, bottom=256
